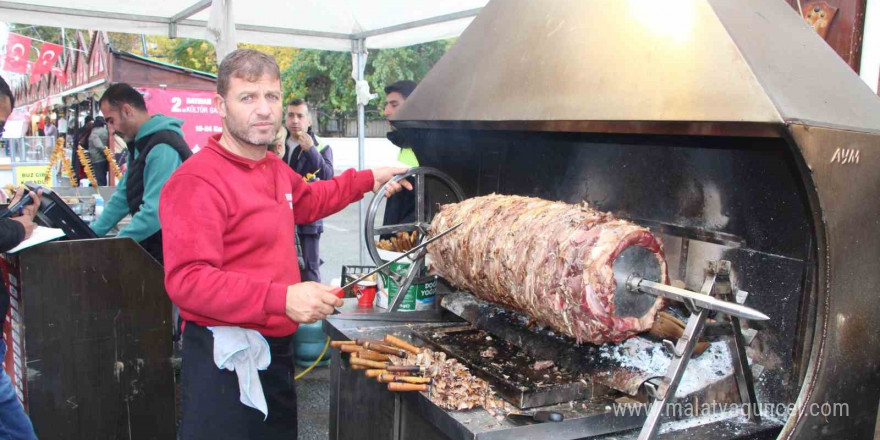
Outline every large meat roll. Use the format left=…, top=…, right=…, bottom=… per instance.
left=428, top=194, right=668, bottom=345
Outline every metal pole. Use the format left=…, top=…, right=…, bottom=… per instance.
left=61, top=28, right=66, bottom=62
left=141, top=34, right=148, bottom=57
left=356, top=38, right=367, bottom=265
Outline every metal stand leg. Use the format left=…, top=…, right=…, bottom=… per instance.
left=713, top=261, right=761, bottom=421
left=637, top=273, right=716, bottom=440
left=728, top=314, right=761, bottom=420
left=636, top=260, right=762, bottom=439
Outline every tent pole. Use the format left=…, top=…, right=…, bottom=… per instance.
left=355, top=38, right=367, bottom=265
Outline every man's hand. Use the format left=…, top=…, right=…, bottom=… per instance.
left=285, top=282, right=344, bottom=324
left=12, top=216, right=36, bottom=239
left=18, top=189, right=41, bottom=219
left=294, top=131, right=315, bottom=151
left=9, top=188, right=41, bottom=239
left=372, top=167, right=413, bottom=198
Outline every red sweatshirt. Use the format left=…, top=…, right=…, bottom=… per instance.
left=159, top=134, right=374, bottom=337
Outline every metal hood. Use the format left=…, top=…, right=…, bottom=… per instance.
left=393, top=0, right=880, bottom=136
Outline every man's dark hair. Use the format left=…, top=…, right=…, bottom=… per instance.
left=217, top=49, right=280, bottom=97
left=384, top=80, right=417, bottom=99
left=100, top=83, right=147, bottom=112
left=84, top=115, right=93, bottom=123
left=287, top=98, right=307, bottom=108
left=0, top=76, right=14, bottom=109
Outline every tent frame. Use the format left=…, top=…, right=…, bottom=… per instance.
left=0, top=0, right=483, bottom=263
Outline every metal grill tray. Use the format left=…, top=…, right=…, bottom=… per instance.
left=440, top=292, right=743, bottom=399
left=414, top=325, right=597, bottom=409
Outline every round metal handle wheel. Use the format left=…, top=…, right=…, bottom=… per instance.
left=364, top=167, right=465, bottom=312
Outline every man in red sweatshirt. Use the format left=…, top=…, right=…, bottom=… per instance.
left=159, top=49, right=410, bottom=440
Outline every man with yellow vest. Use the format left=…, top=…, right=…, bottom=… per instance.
left=382, top=80, right=418, bottom=227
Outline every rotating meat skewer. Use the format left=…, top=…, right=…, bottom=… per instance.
left=621, top=260, right=765, bottom=440
left=625, top=276, right=769, bottom=322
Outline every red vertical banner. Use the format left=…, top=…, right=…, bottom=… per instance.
left=139, top=88, right=222, bottom=152
left=0, top=255, right=27, bottom=408
left=3, top=34, right=31, bottom=74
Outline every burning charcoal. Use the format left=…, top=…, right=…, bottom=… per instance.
left=532, top=360, right=555, bottom=371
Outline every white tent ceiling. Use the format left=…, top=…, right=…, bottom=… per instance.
left=0, top=0, right=487, bottom=51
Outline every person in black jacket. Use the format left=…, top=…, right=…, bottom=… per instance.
left=381, top=81, right=419, bottom=230
left=0, top=75, right=41, bottom=440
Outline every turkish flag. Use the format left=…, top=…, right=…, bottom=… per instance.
left=50, top=66, right=68, bottom=83
left=3, top=33, right=31, bottom=74
left=32, top=42, right=62, bottom=75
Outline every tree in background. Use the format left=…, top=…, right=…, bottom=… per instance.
left=7, top=24, right=451, bottom=119
left=367, top=40, right=453, bottom=106
left=283, top=50, right=354, bottom=117
left=283, top=40, right=453, bottom=120
left=146, top=37, right=298, bottom=76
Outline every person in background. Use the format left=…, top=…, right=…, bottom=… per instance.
left=57, top=111, right=68, bottom=140
left=160, top=49, right=410, bottom=440
left=281, top=98, right=334, bottom=283
left=36, top=113, right=45, bottom=137
left=383, top=80, right=419, bottom=168
left=381, top=80, right=419, bottom=228
left=87, top=116, right=109, bottom=185
left=44, top=117, right=58, bottom=140
left=72, top=115, right=94, bottom=182
left=74, top=115, right=93, bottom=147
left=0, top=75, right=40, bottom=440
left=270, top=126, right=287, bottom=157
left=113, top=132, right=129, bottom=172
left=29, top=113, right=39, bottom=137
left=91, top=83, right=192, bottom=263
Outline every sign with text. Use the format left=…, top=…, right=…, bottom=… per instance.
left=139, top=88, right=222, bottom=152
left=13, top=165, right=53, bottom=187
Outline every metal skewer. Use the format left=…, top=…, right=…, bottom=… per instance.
left=332, top=222, right=462, bottom=296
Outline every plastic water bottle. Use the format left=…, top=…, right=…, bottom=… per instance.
left=94, top=193, right=104, bottom=218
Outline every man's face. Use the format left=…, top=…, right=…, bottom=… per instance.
left=384, top=91, right=406, bottom=121
left=215, top=74, right=282, bottom=147
left=285, top=104, right=310, bottom=136
left=0, top=96, right=11, bottom=138
left=101, top=101, right=137, bottom=142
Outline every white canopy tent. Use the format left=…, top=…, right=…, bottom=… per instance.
left=0, top=0, right=487, bottom=262
left=0, top=0, right=485, bottom=50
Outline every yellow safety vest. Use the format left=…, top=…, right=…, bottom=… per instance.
left=397, top=147, right=419, bottom=167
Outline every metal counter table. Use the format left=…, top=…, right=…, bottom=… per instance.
left=323, top=299, right=782, bottom=440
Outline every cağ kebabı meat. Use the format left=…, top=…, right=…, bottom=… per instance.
left=428, top=194, right=668, bottom=345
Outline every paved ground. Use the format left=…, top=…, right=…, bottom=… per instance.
left=295, top=365, right=333, bottom=440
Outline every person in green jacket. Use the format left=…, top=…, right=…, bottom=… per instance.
left=91, top=83, right=192, bottom=263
